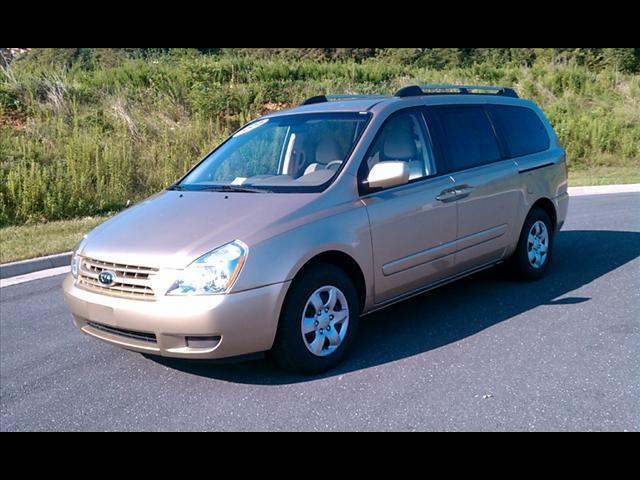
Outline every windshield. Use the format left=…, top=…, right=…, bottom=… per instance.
left=178, top=112, right=370, bottom=192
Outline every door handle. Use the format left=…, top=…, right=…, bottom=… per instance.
left=436, top=188, right=458, bottom=202
left=454, top=185, right=474, bottom=199
left=436, top=185, right=475, bottom=202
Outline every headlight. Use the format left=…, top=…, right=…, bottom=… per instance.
left=166, top=240, right=248, bottom=296
left=71, top=236, right=87, bottom=279
left=71, top=253, right=79, bottom=279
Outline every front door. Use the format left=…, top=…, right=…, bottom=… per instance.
left=359, top=110, right=458, bottom=304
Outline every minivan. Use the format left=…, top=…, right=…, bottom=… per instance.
left=63, top=84, right=569, bottom=373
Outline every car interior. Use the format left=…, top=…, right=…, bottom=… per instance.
left=364, top=113, right=431, bottom=181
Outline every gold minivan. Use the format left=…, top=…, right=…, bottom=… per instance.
left=63, top=85, right=569, bottom=373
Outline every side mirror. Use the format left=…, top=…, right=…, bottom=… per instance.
left=366, top=161, right=410, bottom=190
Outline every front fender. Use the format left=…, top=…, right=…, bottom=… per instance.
left=232, top=201, right=373, bottom=304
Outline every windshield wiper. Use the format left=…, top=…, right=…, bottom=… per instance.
left=166, top=184, right=188, bottom=191
left=195, top=185, right=272, bottom=194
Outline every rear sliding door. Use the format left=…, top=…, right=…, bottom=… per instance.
left=425, top=105, right=521, bottom=274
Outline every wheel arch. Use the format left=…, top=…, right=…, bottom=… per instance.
left=289, top=250, right=367, bottom=313
left=531, top=197, right=558, bottom=231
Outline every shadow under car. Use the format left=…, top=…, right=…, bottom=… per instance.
left=146, top=229, right=640, bottom=385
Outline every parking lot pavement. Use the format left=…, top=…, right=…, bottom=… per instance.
left=1, top=193, right=639, bottom=431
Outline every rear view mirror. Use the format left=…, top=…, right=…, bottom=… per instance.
left=366, top=161, right=410, bottom=190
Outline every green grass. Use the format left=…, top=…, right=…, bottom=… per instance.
left=569, top=166, right=640, bottom=186
left=1, top=167, right=638, bottom=264
left=1, top=49, right=639, bottom=227
left=0, top=216, right=108, bottom=263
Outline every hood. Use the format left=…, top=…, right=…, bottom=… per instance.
left=81, top=190, right=319, bottom=269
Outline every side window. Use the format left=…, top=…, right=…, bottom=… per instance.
left=431, top=106, right=502, bottom=172
left=488, top=105, right=550, bottom=158
left=361, top=111, right=435, bottom=186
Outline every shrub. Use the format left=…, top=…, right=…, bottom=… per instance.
left=0, top=49, right=638, bottom=226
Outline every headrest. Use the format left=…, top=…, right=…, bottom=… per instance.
left=315, top=139, right=343, bottom=165
left=383, top=121, right=418, bottom=160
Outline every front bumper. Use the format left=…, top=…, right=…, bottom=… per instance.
left=63, top=275, right=290, bottom=359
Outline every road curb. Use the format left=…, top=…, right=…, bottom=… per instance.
left=0, top=252, right=72, bottom=280
left=0, top=184, right=638, bottom=280
left=568, top=184, right=640, bottom=196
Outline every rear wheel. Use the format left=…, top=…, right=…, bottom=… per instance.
left=271, top=264, right=360, bottom=374
left=509, top=207, right=554, bottom=281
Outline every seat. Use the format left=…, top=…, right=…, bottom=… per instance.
left=382, top=119, right=426, bottom=180
left=303, top=139, right=344, bottom=176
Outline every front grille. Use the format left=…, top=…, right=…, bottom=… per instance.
left=77, top=257, right=158, bottom=300
left=87, top=321, right=157, bottom=343
left=81, top=257, right=158, bottom=279
left=77, top=276, right=155, bottom=299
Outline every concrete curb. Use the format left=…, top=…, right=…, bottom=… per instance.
left=0, top=184, right=638, bottom=280
left=0, top=252, right=72, bottom=280
left=0, top=266, right=70, bottom=289
left=568, top=184, right=640, bottom=196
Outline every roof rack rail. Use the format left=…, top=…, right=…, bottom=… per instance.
left=300, top=93, right=389, bottom=106
left=395, top=84, right=519, bottom=98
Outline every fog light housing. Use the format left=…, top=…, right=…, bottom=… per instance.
left=186, top=336, right=221, bottom=349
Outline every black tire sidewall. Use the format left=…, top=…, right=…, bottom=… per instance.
left=271, top=264, right=360, bottom=374
left=512, top=208, right=554, bottom=281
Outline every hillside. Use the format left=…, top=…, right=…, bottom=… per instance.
left=1, top=48, right=639, bottom=227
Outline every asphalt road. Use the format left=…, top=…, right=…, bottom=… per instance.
left=1, top=193, right=639, bottom=431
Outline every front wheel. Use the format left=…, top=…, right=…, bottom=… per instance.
left=271, top=264, right=360, bottom=374
left=508, top=207, right=554, bottom=281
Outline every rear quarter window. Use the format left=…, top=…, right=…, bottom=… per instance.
left=488, top=105, right=550, bottom=158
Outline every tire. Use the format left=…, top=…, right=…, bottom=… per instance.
left=508, top=207, right=554, bottom=281
left=271, top=263, right=360, bottom=374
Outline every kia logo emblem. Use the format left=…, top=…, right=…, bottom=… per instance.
left=98, top=271, right=115, bottom=286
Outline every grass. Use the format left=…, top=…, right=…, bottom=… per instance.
left=0, top=216, right=108, bottom=263
left=569, top=166, right=640, bottom=186
left=1, top=166, right=638, bottom=263
left=0, top=50, right=639, bottom=228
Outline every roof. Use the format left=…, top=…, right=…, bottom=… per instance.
left=264, top=85, right=530, bottom=118
left=265, top=98, right=390, bottom=117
